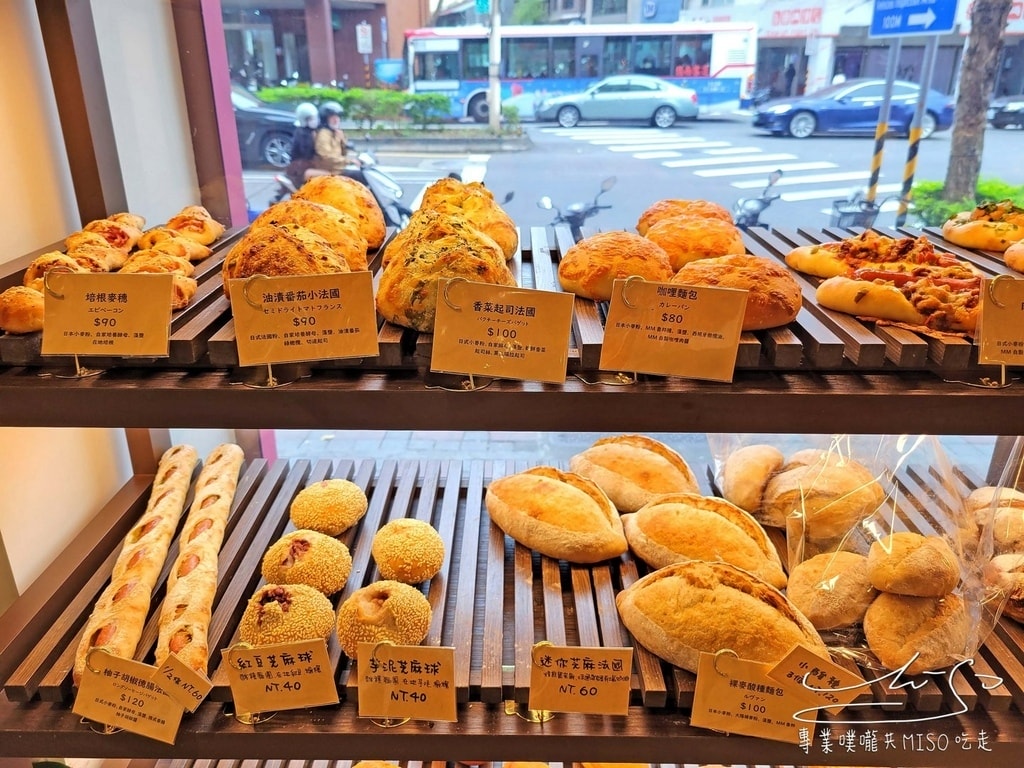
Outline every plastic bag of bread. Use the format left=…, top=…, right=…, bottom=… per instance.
left=708, top=432, right=1006, bottom=674
left=975, top=443, right=1024, bottom=625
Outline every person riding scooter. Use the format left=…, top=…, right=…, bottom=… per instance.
left=281, top=102, right=318, bottom=189
left=313, top=101, right=367, bottom=185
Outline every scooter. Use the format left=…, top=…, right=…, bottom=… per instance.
left=733, top=169, right=784, bottom=230
left=537, top=177, right=617, bottom=241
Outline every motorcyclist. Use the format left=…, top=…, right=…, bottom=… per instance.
left=313, top=101, right=367, bottom=184
left=283, top=102, right=318, bottom=188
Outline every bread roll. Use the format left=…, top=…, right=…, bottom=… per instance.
left=867, top=532, right=960, bottom=597
left=82, top=217, right=143, bottom=252
left=987, top=553, right=1024, bottom=623
left=485, top=466, right=627, bottom=563
left=621, top=492, right=787, bottom=588
left=261, top=529, right=353, bottom=596
left=289, top=478, right=368, bottom=536
left=335, top=580, right=432, bottom=659
left=963, top=486, right=1024, bottom=554
left=645, top=215, right=746, bottom=271
left=863, top=592, right=969, bottom=674
left=557, top=231, right=673, bottom=302
left=238, top=583, right=335, bottom=646
left=670, top=254, right=802, bottom=330
left=372, top=518, right=445, bottom=584
left=419, top=176, right=518, bottom=259
left=786, top=551, right=877, bottom=630
left=568, top=434, right=699, bottom=513
left=293, top=174, right=386, bottom=250
left=636, top=199, right=732, bottom=235
left=616, top=560, right=828, bottom=673
left=0, top=286, right=45, bottom=334
left=942, top=211, right=1024, bottom=251
left=720, top=444, right=784, bottom=519
left=1005, top=239, right=1024, bottom=273
left=164, top=205, right=226, bottom=246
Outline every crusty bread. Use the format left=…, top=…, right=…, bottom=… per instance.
left=557, top=231, right=673, bottom=302
left=292, top=174, right=386, bottom=250
left=615, top=560, right=829, bottom=673
left=720, top=444, right=785, bottom=521
left=485, top=466, right=627, bottom=563
left=670, top=254, right=802, bottom=330
left=636, top=199, right=732, bottom=236
left=987, top=553, right=1024, bottom=623
left=569, top=434, right=699, bottom=513
left=0, top=286, right=45, bottom=334
left=863, top=592, right=969, bottom=674
left=644, top=214, right=746, bottom=271
left=963, top=486, right=1024, bottom=555
left=867, top=532, right=960, bottom=597
left=786, top=551, right=877, bottom=630
left=1005, top=239, right=1024, bottom=273
left=621, top=492, right=787, bottom=588
left=419, top=177, right=518, bottom=260
left=252, top=199, right=369, bottom=271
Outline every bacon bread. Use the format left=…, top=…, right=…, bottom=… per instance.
left=73, top=444, right=199, bottom=686
left=942, top=199, right=1024, bottom=252
left=785, top=231, right=965, bottom=279
left=155, top=443, right=245, bottom=675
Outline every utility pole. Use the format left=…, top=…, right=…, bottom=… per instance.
left=488, top=2, right=502, bottom=132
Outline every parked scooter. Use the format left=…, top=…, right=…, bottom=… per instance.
left=537, top=177, right=616, bottom=241
left=733, top=169, right=784, bottom=230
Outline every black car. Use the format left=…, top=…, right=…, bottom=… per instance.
left=988, top=96, right=1024, bottom=128
left=232, top=85, right=295, bottom=168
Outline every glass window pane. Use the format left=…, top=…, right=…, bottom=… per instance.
left=464, top=39, right=488, bottom=79
left=552, top=37, right=575, bottom=78
left=603, top=36, right=632, bottom=75
left=506, top=38, right=549, bottom=79
left=634, top=36, right=672, bottom=76
left=673, top=35, right=711, bottom=77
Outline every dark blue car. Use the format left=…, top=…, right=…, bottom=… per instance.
left=753, top=78, right=955, bottom=139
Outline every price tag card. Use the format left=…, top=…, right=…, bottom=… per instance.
left=690, top=650, right=815, bottom=745
left=977, top=276, right=1024, bottom=365
left=600, top=279, right=746, bottom=382
left=230, top=272, right=379, bottom=367
left=41, top=272, right=172, bottom=357
left=430, top=279, right=574, bottom=384
left=357, top=643, right=457, bottom=722
left=767, top=644, right=866, bottom=716
left=150, top=654, right=214, bottom=712
left=223, top=639, right=339, bottom=714
left=527, top=644, right=632, bottom=716
left=73, top=651, right=184, bottom=745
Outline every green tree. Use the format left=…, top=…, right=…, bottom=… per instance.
left=944, top=0, right=1013, bottom=201
left=511, top=0, right=549, bottom=24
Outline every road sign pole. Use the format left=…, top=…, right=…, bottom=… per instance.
left=865, top=39, right=902, bottom=204
left=895, top=34, right=939, bottom=226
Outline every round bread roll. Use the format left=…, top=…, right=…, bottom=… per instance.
left=987, top=553, right=1024, bottom=623
left=485, top=466, right=627, bottom=563
left=636, top=199, right=732, bottom=235
left=863, top=591, right=969, bottom=674
left=289, top=478, right=368, bottom=536
left=720, top=444, right=785, bottom=520
left=557, top=231, right=673, bottom=302
left=962, top=486, right=1024, bottom=554
left=867, top=532, right=960, bottom=597
left=292, top=174, right=386, bottom=250
left=252, top=199, right=369, bottom=271
left=645, top=214, right=746, bottom=271
left=372, top=518, right=445, bottom=583
left=762, top=458, right=884, bottom=542
left=261, top=529, right=353, bottom=595
left=786, top=551, right=877, bottom=630
left=621, top=492, right=787, bottom=588
left=0, top=286, right=45, bottom=334
left=1005, top=239, right=1024, bottom=273
left=335, top=579, right=432, bottom=659
left=568, top=434, right=699, bottom=513
left=238, top=583, right=335, bottom=646
left=419, top=176, right=519, bottom=259
left=615, top=560, right=829, bottom=674
left=670, top=254, right=802, bottom=330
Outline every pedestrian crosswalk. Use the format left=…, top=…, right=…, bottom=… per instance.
left=538, top=126, right=904, bottom=213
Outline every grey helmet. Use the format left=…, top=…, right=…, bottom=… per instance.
left=294, top=102, right=319, bottom=128
left=319, top=100, right=344, bottom=124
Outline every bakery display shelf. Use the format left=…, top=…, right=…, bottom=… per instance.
left=2, top=452, right=1024, bottom=765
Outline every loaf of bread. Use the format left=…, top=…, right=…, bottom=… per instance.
left=670, top=254, right=802, bottom=330
left=568, top=434, right=699, bottom=513
left=485, top=466, right=627, bottom=563
left=720, top=444, right=785, bottom=520
left=155, top=443, right=245, bottom=674
left=963, top=486, right=1024, bottom=554
left=863, top=592, right=969, bottom=674
left=251, top=199, right=369, bottom=271
left=645, top=214, right=746, bottom=271
left=867, top=532, right=960, bottom=597
left=621, top=492, right=787, bottom=588
left=786, top=551, right=877, bottom=630
left=0, top=286, right=45, bottom=334
left=557, top=231, right=674, bottom=302
left=292, top=174, right=386, bottom=250
left=419, top=176, right=518, bottom=259
left=636, top=199, right=732, bottom=235
left=74, top=444, right=199, bottom=685
left=616, top=560, right=829, bottom=673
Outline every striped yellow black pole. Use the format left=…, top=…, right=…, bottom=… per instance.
left=894, top=126, right=923, bottom=227
left=865, top=120, right=887, bottom=204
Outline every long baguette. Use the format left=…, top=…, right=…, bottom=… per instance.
left=155, top=443, right=245, bottom=674
left=73, top=444, right=199, bottom=685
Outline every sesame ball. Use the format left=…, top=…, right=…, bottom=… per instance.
left=238, top=583, right=335, bottom=646
left=372, top=518, right=445, bottom=583
left=289, top=478, right=368, bottom=536
left=261, top=529, right=353, bottom=595
left=335, top=580, right=432, bottom=659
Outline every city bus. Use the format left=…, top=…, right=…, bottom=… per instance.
left=404, top=22, right=758, bottom=122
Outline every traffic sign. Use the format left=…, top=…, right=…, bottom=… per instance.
left=355, top=21, right=373, bottom=55
left=869, top=0, right=958, bottom=37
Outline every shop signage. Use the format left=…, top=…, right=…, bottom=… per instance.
left=357, top=643, right=457, bottom=722
left=870, top=0, right=959, bottom=38
left=356, top=22, right=373, bottom=55
left=759, top=0, right=825, bottom=38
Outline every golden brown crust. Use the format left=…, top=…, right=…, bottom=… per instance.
left=82, top=218, right=143, bottom=252
left=615, top=560, right=828, bottom=673
left=942, top=200, right=1024, bottom=251
left=558, top=231, right=673, bottom=302
left=568, top=434, right=699, bottom=512
left=670, top=253, right=802, bottom=330
left=335, top=580, right=432, bottom=659
left=150, top=235, right=214, bottom=263
left=419, top=177, right=519, bottom=259
left=252, top=199, right=369, bottom=271
left=293, top=175, right=386, bottom=250
left=1004, top=240, right=1024, bottom=273
left=23, top=252, right=99, bottom=292
left=863, top=592, right=969, bottom=674
left=636, top=199, right=732, bottom=235
left=645, top=214, right=746, bottom=271
left=621, top=492, right=787, bottom=588
left=720, top=444, right=785, bottom=518
left=165, top=206, right=226, bottom=246
left=120, top=250, right=196, bottom=277
left=238, top=583, right=335, bottom=646
left=261, top=529, right=353, bottom=595
left=289, top=478, right=368, bottom=536
left=109, top=212, right=146, bottom=231
left=67, top=242, right=128, bottom=271
left=787, top=551, right=877, bottom=630
left=484, top=466, right=627, bottom=563
left=0, top=286, right=45, bottom=334
left=867, top=532, right=960, bottom=597
left=371, top=518, right=445, bottom=584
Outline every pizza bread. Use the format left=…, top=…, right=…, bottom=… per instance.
left=942, top=199, right=1024, bottom=252
left=785, top=232, right=959, bottom=279
left=1004, top=240, right=1024, bottom=273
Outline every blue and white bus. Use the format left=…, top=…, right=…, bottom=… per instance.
left=404, top=22, right=758, bottom=122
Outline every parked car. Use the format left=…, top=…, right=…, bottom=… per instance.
left=231, top=86, right=295, bottom=168
left=988, top=96, right=1024, bottom=128
left=753, top=78, right=955, bottom=139
left=535, top=74, right=699, bottom=129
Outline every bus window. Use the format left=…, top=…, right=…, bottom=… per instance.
left=464, top=39, right=488, bottom=80
left=552, top=37, right=575, bottom=78
left=603, top=36, right=632, bottom=75
left=417, top=52, right=458, bottom=80
left=506, top=38, right=549, bottom=79
left=580, top=54, right=598, bottom=77
left=674, top=35, right=711, bottom=77
left=634, top=36, right=672, bottom=76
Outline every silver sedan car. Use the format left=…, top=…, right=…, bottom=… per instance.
left=535, top=74, right=699, bottom=129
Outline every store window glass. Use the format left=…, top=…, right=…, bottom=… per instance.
left=603, top=36, right=632, bottom=76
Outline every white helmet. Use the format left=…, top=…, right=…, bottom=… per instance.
left=294, top=102, right=319, bottom=128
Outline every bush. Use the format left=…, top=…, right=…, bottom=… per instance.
left=256, top=86, right=455, bottom=131
left=911, top=179, right=1024, bottom=226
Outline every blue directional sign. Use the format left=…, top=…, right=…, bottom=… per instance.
left=869, top=0, right=959, bottom=38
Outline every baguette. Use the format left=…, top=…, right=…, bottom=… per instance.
left=155, top=443, right=245, bottom=674
left=73, top=444, right=199, bottom=685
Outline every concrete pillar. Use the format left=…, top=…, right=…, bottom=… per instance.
left=305, top=0, right=336, bottom=85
